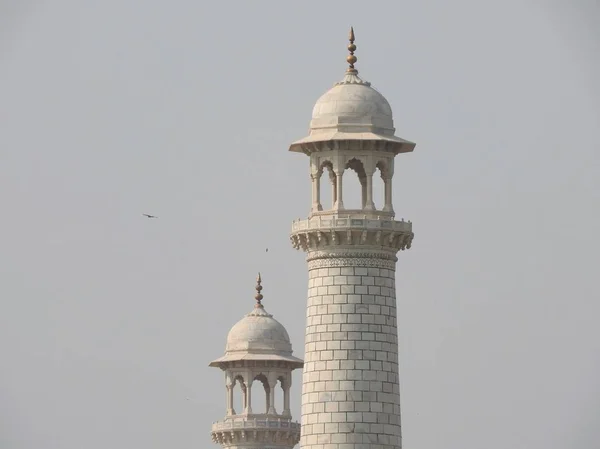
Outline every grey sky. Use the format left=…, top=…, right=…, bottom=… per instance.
left=1, top=1, right=599, bottom=448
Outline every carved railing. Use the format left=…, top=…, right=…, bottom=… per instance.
left=291, top=215, right=412, bottom=233
left=212, top=417, right=301, bottom=432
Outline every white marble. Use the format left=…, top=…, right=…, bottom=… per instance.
left=210, top=300, right=303, bottom=449
left=310, top=72, right=395, bottom=136
left=289, top=59, right=416, bottom=449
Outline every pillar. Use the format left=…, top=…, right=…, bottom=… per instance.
left=245, top=379, right=253, bottom=414
left=283, top=379, right=291, bottom=416
left=268, top=385, right=276, bottom=415
left=383, top=177, right=393, bottom=212
left=330, top=170, right=337, bottom=209
left=364, top=173, right=375, bottom=210
left=312, top=173, right=322, bottom=212
left=265, top=383, right=271, bottom=413
left=360, top=176, right=367, bottom=209
left=226, top=384, right=234, bottom=415
left=334, top=169, right=344, bottom=210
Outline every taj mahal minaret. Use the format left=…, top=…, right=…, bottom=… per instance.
left=289, top=28, right=415, bottom=449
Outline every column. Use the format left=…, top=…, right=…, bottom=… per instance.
left=265, top=383, right=270, bottom=413
left=268, top=385, right=276, bottom=415
left=312, top=173, right=322, bottom=212
left=241, top=384, right=247, bottom=409
left=330, top=171, right=337, bottom=208
left=364, top=173, right=375, bottom=210
left=227, top=384, right=234, bottom=415
left=360, top=176, right=367, bottom=209
left=245, top=380, right=253, bottom=414
left=283, top=383, right=291, bottom=416
left=383, top=177, right=393, bottom=212
left=334, top=169, right=344, bottom=210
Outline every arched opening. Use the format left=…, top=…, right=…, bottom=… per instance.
left=374, top=161, right=387, bottom=211
left=343, top=158, right=367, bottom=210
left=232, top=375, right=245, bottom=415
left=251, top=374, right=269, bottom=414
left=276, top=376, right=286, bottom=415
left=318, top=161, right=335, bottom=210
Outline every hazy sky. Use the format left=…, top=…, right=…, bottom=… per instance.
left=1, top=1, right=599, bottom=448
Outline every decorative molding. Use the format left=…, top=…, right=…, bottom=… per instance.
left=305, top=248, right=399, bottom=270
left=306, top=248, right=398, bottom=262
left=295, top=137, right=408, bottom=155
left=290, top=225, right=413, bottom=253
left=334, top=71, right=371, bottom=87
left=211, top=418, right=301, bottom=447
left=307, top=257, right=396, bottom=270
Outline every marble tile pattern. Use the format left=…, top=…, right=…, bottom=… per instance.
left=300, top=261, right=402, bottom=449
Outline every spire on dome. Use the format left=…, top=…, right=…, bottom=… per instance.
left=347, top=26, right=357, bottom=73
left=335, top=27, right=370, bottom=86
left=254, top=273, right=264, bottom=308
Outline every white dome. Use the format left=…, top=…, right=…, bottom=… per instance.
left=209, top=278, right=304, bottom=368
left=225, top=305, right=293, bottom=356
left=309, top=72, right=395, bottom=136
left=289, top=70, right=416, bottom=154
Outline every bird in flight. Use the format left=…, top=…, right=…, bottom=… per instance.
left=142, top=214, right=158, bottom=219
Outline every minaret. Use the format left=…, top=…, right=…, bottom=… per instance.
left=289, top=28, right=416, bottom=449
left=210, top=275, right=303, bottom=449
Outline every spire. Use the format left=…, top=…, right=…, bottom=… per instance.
left=333, top=26, right=370, bottom=87
left=254, top=273, right=264, bottom=308
left=346, top=26, right=357, bottom=74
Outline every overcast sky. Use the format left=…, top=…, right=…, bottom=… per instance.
left=1, top=1, right=599, bottom=448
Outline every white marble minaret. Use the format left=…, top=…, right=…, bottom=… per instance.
left=210, top=275, right=303, bottom=449
left=289, top=28, right=416, bottom=449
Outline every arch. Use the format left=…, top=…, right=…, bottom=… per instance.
left=374, top=160, right=388, bottom=211
left=343, top=157, right=367, bottom=210
left=231, top=374, right=246, bottom=415
left=318, top=160, right=335, bottom=210
left=251, top=373, right=269, bottom=414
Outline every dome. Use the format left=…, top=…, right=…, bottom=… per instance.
left=288, top=27, right=415, bottom=154
left=309, top=72, right=395, bottom=135
left=225, top=305, right=292, bottom=355
left=289, top=28, right=415, bottom=154
left=289, top=71, right=416, bottom=154
left=209, top=275, right=303, bottom=368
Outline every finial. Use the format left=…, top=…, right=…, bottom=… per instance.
left=346, top=26, right=357, bottom=73
left=254, top=273, right=264, bottom=308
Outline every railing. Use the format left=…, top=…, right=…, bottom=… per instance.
left=291, top=215, right=412, bottom=233
left=310, top=209, right=394, bottom=219
left=212, top=417, right=301, bottom=432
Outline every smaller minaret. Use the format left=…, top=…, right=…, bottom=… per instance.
left=210, top=275, right=303, bottom=449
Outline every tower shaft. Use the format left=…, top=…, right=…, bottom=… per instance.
left=291, top=215, right=411, bottom=449
left=302, top=249, right=401, bottom=449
